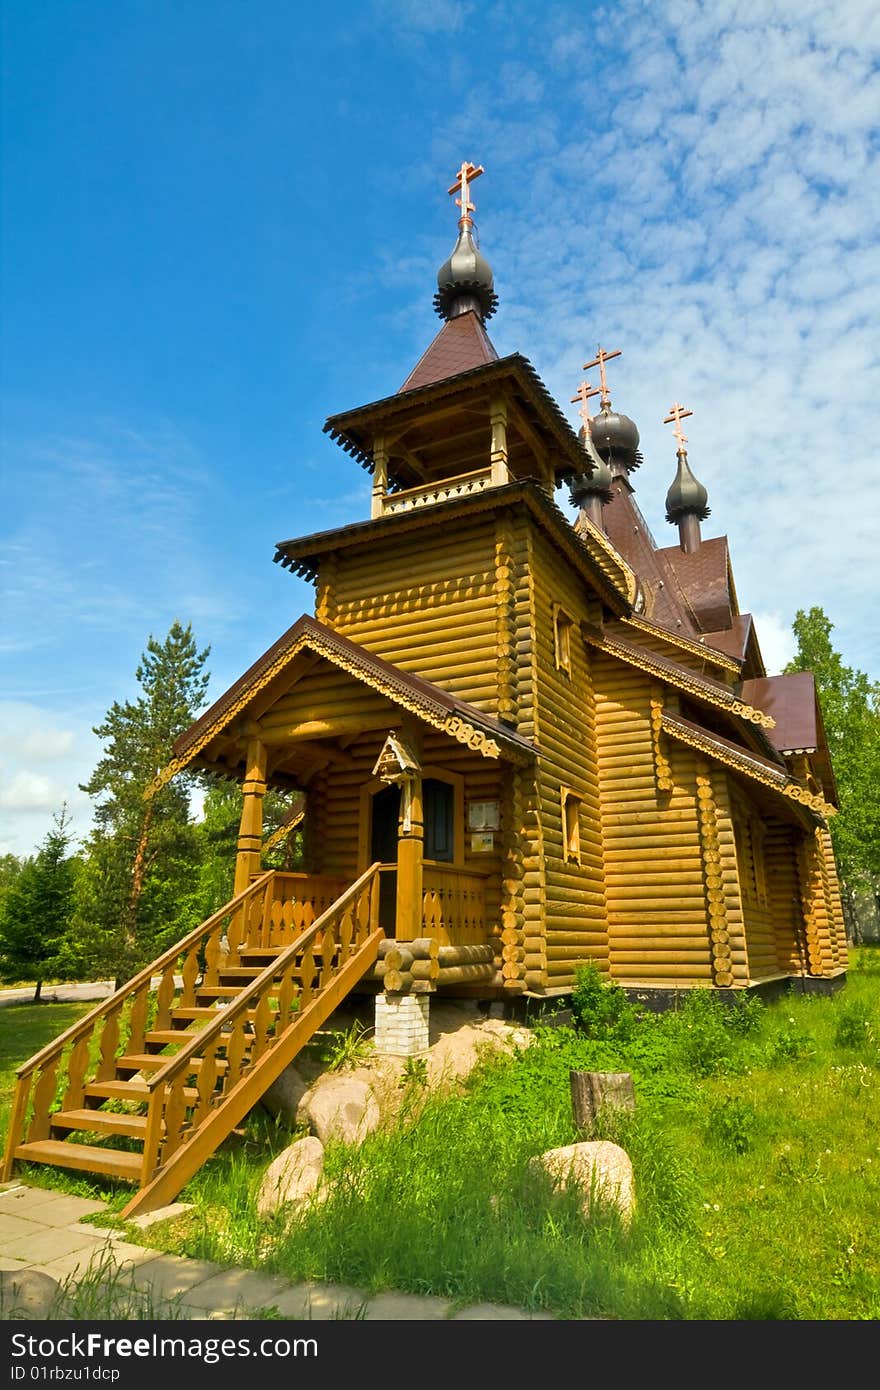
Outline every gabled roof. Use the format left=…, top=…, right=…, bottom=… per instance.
left=582, top=624, right=776, bottom=729
left=660, top=711, right=835, bottom=824
left=399, top=311, right=498, bottom=393
left=656, top=537, right=736, bottom=634
left=740, top=671, right=838, bottom=806
left=145, top=616, right=535, bottom=797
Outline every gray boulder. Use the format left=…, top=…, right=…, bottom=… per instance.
left=0, top=1269, right=63, bottom=1318
left=300, top=1074, right=381, bottom=1145
left=260, top=1061, right=310, bottom=1124
left=257, top=1135, right=326, bottom=1219
left=530, top=1140, right=635, bottom=1226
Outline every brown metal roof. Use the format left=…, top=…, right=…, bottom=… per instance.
left=700, top=614, right=753, bottom=664
left=656, top=537, right=735, bottom=633
left=399, top=311, right=498, bottom=393
left=740, top=672, right=838, bottom=806
left=601, top=479, right=698, bottom=636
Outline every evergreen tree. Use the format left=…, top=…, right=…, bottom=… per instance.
left=0, top=806, right=77, bottom=1001
left=75, top=621, right=211, bottom=983
left=785, top=607, right=880, bottom=937
left=193, top=781, right=305, bottom=919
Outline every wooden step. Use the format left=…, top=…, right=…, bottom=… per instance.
left=171, top=1006, right=245, bottom=1021
left=15, top=1140, right=142, bottom=1181
left=145, top=1029, right=205, bottom=1046
left=116, top=1054, right=229, bottom=1076
left=85, top=1080, right=199, bottom=1102
left=194, top=986, right=241, bottom=1000
left=50, top=1109, right=148, bottom=1139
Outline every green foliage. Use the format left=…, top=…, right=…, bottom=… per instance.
left=0, top=805, right=78, bottom=998
left=834, top=998, right=876, bottom=1051
left=785, top=606, right=880, bottom=933
left=74, top=621, right=211, bottom=982
left=705, top=1095, right=761, bottom=1155
left=191, top=781, right=305, bottom=922
left=571, top=961, right=639, bottom=1040
left=668, top=989, right=741, bottom=1077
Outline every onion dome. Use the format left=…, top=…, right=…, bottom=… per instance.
left=665, top=451, right=710, bottom=523
left=589, top=407, right=643, bottom=473
left=569, top=426, right=614, bottom=506
left=434, top=221, right=498, bottom=322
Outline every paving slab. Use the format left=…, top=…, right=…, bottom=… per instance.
left=0, top=1211, right=49, bottom=1246
left=179, top=1267, right=294, bottom=1313
left=127, top=1252, right=227, bottom=1301
left=253, top=1279, right=369, bottom=1320
left=0, top=1224, right=107, bottom=1264
left=31, top=1239, right=163, bottom=1283
left=0, top=1254, right=30, bottom=1273
left=361, top=1290, right=454, bottom=1319
left=451, top=1301, right=555, bottom=1319
left=0, top=1188, right=108, bottom=1225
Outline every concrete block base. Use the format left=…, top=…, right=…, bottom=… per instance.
left=374, top=992, right=430, bottom=1057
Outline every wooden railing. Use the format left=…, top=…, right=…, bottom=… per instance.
left=1, top=872, right=276, bottom=1179
left=421, top=865, right=489, bottom=946
left=382, top=468, right=493, bottom=515
left=126, top=863, right=382, bottom=1217
left=258, top=872, right=349, bottom=949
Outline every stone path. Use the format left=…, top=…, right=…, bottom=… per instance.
left=0, top=1183, right=555, bottom=1321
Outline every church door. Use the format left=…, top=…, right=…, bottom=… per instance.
left=370, top=778, right=455, bottom=931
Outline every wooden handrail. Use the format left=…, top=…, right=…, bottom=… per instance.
left=146, top=863, right=381, bottom=1091
left=14, top=871, right=275, bottom=1080
left=384, top=467, right=491, bottom=504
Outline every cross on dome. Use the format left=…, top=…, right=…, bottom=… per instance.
left=664, top=401, right=693, bottom=453
left=570, top=380, right=601, bottom=432
left=448, top=161, right=484, bottom=225
left=582, top=346, right=622, bottom=408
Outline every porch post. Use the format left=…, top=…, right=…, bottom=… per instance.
left=490, top=396, right=509, bottom=486
left=396, top=758, right=423, bottom=942
left=234, top=737, right=267, bottom=895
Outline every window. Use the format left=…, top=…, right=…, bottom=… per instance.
left=562, top=787, right=582, bottom=864
left=553, top=603, right=573, bottom=675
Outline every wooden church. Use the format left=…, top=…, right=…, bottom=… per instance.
left=3, top=162, right=848, bottom=1215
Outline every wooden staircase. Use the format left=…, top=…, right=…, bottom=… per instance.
left=1, top=865, right=383, bottom=1220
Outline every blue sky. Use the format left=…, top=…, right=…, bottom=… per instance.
left=2, top=0, right=878, bottom=858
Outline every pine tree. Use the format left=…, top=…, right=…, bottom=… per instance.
left=0, top=806, right=77, bottom=1001
left=75, top=621, right=211, bottom=983
left=785, top=607, right=880, bottom=938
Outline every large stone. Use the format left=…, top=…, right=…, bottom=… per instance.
left=300, top=1074, right=381, bottom=1146
left=0, top=1269, right=63, bottom=1318
left=530, top=1140, right=635, bottom=1226
left=259, top=1062, right=310, bottom=1124
left=257, top=1136, right=326, bottom=1219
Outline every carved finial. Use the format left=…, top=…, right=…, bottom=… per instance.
left=570, top=380, right=601, bottom=434
left=582, top=346, right=622, bottom=409
left=448, top=161, right=484, bottom=226
left=664, top=401, right=693, bottom=453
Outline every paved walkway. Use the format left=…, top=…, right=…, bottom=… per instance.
left=0, top=1183, right=554, bottom=1321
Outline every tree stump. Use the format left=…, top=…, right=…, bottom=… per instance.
left=569, top=1071, right=635, bottom=1136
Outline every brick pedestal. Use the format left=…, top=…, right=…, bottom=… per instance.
left=374, top=992, right=430, bottom=1057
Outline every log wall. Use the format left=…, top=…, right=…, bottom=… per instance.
left=327, top=518, right=500, bottom=713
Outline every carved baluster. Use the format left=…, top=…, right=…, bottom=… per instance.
left=248, top=893, right=264, bottom=950
left=63, top=1035, right=91, bottom=1111
left=96, top=1007, right=120, bottom=1080
left=180, top=948, right=200, bottom=1008
left=194, top=1046, right=219, bottom=1127
left=160, top=1078, right=189, bottom=1163
left=277, top=962, right=296, bottom=1029
left=28, top=1060, right=59, bottom=1141
left=299, top=940, right=316, bottom=1005
left=226, top=904, right=243, bottom=966
left=155, top=965, right=176, bottom=1030
left=203, top=925, right=223, bottom=987
left=127, top=984, right=149, bottom=1056
left=339, top=906, right=353, bottom=962
left=252, top=993, right=272, bottom=1060
left=224, top=1020, right=247, bottom=1088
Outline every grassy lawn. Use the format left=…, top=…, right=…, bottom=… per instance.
left=2, top=951, right=880, bottom=1319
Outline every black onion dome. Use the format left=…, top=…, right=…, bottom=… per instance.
left=434, top=222, right=498, bottom=322
left=589, top=407, right=642, bottom=472
left=665, top=452, right=710, bottom=523
left=569, top=426, right=614, bottom=506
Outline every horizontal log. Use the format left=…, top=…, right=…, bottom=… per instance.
left=383, top=946, right=414, bottom=973
left=435, top=963, right=496, bottom=985
left=436, top=944, right=495, bottom=966
left=611, top=965, right=714, bottom=979
left=382, top=968, right=413, bottom=993
left=378, top=937, right=439, bottom=960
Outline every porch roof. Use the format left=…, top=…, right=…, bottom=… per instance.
left=146, top=615, right=536, bottom=797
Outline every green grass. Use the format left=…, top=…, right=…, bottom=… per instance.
left=4, top=950, right=880, bottom=1319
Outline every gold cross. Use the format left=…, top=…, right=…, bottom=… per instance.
left=582, top=346, right=622, bottom=407
left=663, top=401, right=693, bottom=452
left=448, top=161, right=484, bottom=224
left=570, top=380, right=601, bottom=432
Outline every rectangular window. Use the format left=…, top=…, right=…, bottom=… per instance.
left=561, top=787, right=582, bottom=864
left=553, top=604, right=573, bottom=675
